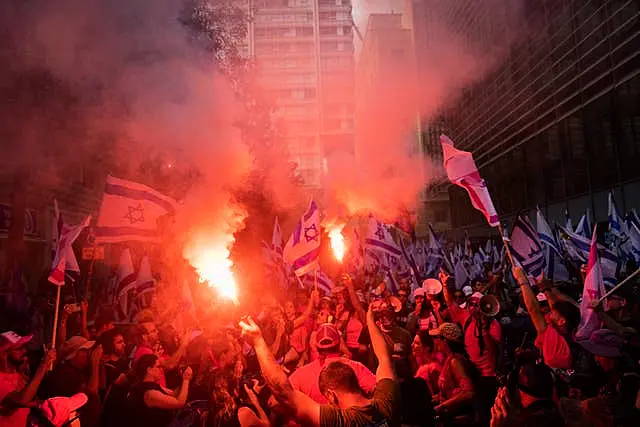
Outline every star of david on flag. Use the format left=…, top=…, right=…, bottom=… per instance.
left=365, top=216, right=401, bottom=257
left=95, top=176, right=178, bottom=243
left=283, top=200, right=321, bottom=276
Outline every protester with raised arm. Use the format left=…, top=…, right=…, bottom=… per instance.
left=513, top=266, right=580, bottom=370
left=239, top=301, right=400, bottom=426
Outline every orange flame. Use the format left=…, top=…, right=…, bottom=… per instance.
left=184, top=234, right=239, bottom=305
left=329, top=224, right=347, bottom=262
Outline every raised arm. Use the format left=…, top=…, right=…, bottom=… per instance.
left=80, top=301, right=90, bottom=339
left=3, top=349, right=56, bottom=410
left=513, top=267, right=546, bottom=335
left=293, top=290, right=319, bottom=329
left=239, top=317, right=320, bottom=426
left=366, top=305, right=395, bottom=381
left=160, top=331, right=191, bottom=370
left=343, top=274, right=366, bottom=322
left=56, top=306, right=73, bottom=351
left=440, top=270, right=463, bottom=320
left=145, top=367, right=192, bottom=409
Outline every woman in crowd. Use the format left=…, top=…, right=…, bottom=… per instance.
left=429, top=323, right=477, bottom=425
left=129, top=354, right=192, bottom=427
left=412, top=329, right=444, bottom=397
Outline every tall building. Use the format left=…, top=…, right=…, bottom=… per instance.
left=415, top=0, right=640, bottom=236
left=248, top=0, right=355, bottom=187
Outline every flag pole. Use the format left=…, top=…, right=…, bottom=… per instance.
left=598, top=266, right=640, bottom=304
left=83, top=240, right=98, bottom=302
left=497, top=224, right=516, bottom=267
left=314, top=269, right=318, bottom=292
left=51, top=284, right=62, bottom=349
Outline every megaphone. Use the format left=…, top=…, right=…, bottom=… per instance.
left=479, top=295, right=500, bottom=317
left=422, top=279, right=443, bottom=296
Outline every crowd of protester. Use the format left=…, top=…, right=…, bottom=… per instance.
left=2, top=258, right=640, bottom=427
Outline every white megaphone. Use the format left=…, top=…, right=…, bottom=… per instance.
left=422, top=279, right=443, bottom=296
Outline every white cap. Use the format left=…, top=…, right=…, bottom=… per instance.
left=462, top=286, right=473, bottom=296
left=413, top=287, right=426, bottom=298
left=536, top=292, right=548, bottom=302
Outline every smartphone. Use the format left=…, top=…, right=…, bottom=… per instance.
left=65, top=303, right=82, bottom=313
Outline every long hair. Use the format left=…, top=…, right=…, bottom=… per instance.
left=208, top=369, right=238, bottom=427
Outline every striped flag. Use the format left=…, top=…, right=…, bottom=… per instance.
left=95, top=176, right=178, bottom=243
left=135, top=256, right=155, bottom=309
left=576, top=225, right=606, bottom=340
left=536, top=209, right=561, bottom=255
left=115, top=248, right=136, bottom=321
left=301, top=269, right=334, bottom=295
left=608, top=192, right=628, bottom=237
left=559, top=227, right=618, bottom=286
left=441, top=135, right=499, bottom=227
left=365, top=216, right=401, bottom=258
left=509, top=215, right=545, bottom=281
left=49, top=201, right=91, bottom=286
left=283, top=201, right=321, bottom=276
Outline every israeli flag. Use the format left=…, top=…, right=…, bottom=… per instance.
left=365, top=216, right=402, bottom=257
left=283, top=201, right=321, bottom=276
left=509, top=216, right=545, bottom=281
left=559, top=226, right=619, bottom=286
left=608, top=192, right=628, bottom=237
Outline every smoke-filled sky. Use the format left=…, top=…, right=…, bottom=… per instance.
left=0, top=0, right=530, bottom=282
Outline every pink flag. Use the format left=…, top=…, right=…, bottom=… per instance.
left=48, top=201, right=91, bottom=286
left=576, top=225, right=606, bottom=340
left=440, top=135, right=499, bottom=227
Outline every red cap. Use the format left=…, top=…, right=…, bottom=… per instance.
left=316, top=323, right=340, bottom=349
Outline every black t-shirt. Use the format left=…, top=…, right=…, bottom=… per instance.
left=103, top=358, right=129, bottom=392
left=129, top=381, right=176, bottom=427
left=319, top=378, right=400, bottom=427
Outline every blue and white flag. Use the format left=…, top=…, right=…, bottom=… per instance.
left=365, top=216, right=402, bottom=257
left=574, top=211, right=591, bottom=238
left=608, top=192, right=628, bottom=237
left=95, top=175, right=178, bottom=243
left=283, top=200, right=321, bottom=276
left=301, top=269, right=334, bottom=295
left=509, top=215, right=545, bottom=281
left=559, top=226, right=618, bottom=286
left=536, top=208, right=561, bottom=255
left=425, top=224, right=444, bottom=277
left=626, top=222, right=640, bottom=263
left=565, top=209, right=573, bottom=232
left=135, top=255, right=155, bottom=309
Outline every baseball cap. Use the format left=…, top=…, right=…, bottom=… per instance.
left=316, top=323, right=341, bottom=349
left=579, top=329, right=625, bottom=358
left=469, top=292, right=484, bottom=303
left=0, top=331, right=33, bottom=351
left=429, top=322, right=463, bottom=342
left=413, top=287, right=426, bottom=298
left=39, top=393, right=88, bottom=426
left=516, top=363, right=554, bottom=399
left=62, top=336, right=95, bottom=361
left=462, top=286, right=473, bottom=297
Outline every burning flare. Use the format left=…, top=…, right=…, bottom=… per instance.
left=329, top=224, right=347, bottom=262
left=185, top=236, right=239, bottom=305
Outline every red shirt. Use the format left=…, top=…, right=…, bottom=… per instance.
left=0, top=371, right=29, bottom=427
left=450, top=308, right=502, bottom=377
left=289, top=357, right=377, bottom=404
left=535, top=324, right=572, bottom=370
